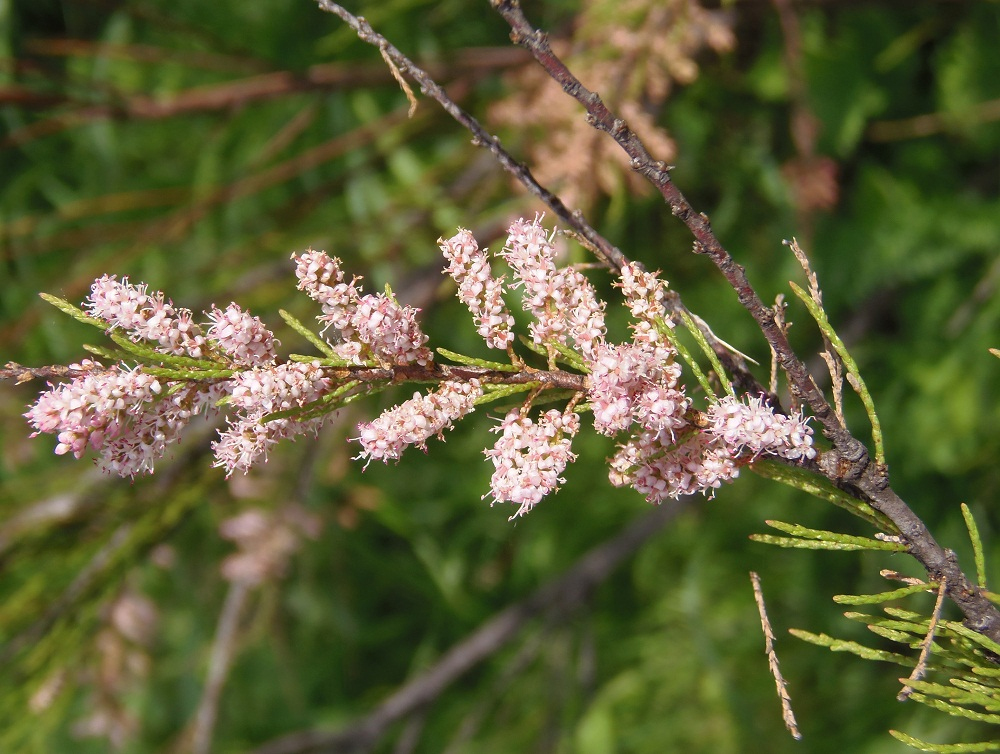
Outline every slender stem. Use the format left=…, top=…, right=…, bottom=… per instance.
left=191, top=581, right=250, bottom=754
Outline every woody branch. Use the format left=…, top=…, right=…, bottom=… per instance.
left=485, top=0, right=1000, bottom=644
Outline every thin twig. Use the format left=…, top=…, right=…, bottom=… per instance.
left=769, top=294, right=785, bottom=397
left=191, top=581, right=251, bottom=754
left=750, top=572, right=801, bottom=740
left=1, top=360, right=107, bottom=384
left=249, top=500, right=685, bottom=754
left=314, top=1, right=627, bottom=274
left=898, top=577, right=947, bottom=701
left=785, top=238, right=845, bottom=424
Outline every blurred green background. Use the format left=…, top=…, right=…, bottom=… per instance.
left=2, top=0, right=999, bottom=752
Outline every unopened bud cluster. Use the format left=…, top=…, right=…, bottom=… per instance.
left=25, top=216, right=815, bottom=516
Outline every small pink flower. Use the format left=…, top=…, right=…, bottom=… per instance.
left=501, top=216, right=606, bottom=358
left=705, top=395, right=816, bottom=461
left=207, top=303, right=278, bottom=367
left=213, top=362, right=332, bottom=476
left=439, top=229, right=515, bottom=349
left=355, top=380, right=483, bottom=464
left=586, top=341, right=688, bottom=436
left=292, top=249, right=432, bottom=366
left=25, top=366, right=222, bottom=477
left=87, top=275, right=205, bottom=357
left=484, top=408, right=580, bottom=518
left=608, top=430, right=738, bottom=503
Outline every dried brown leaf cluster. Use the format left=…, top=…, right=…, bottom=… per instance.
left=490, top=0, right=734, bottom=208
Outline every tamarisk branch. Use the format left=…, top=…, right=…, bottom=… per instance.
left=487, top=0, right=1000, bottom=647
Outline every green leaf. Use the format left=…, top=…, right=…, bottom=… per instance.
left=889, top=730, right=1000, bottom=752
left=279, top=308, right=338, bottom=358
left=788, top=629, right=914, bottom=666
left=833, top=583, right=935, bottom=605
left=437, top=347, right=517, bottom=372
left=38, top=293, right=106, bottom=329
left=755, top=520, right=907, bottom=551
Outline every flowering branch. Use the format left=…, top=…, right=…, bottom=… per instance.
left=484, top=0, right=1000, bottom=650
left=23, top=215, right=817, bottom=527
left=311, top=1, right=770, bottom=402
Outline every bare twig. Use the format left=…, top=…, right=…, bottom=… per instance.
left=768, top=294, right=786, bottom=397
left=897, top=577, right=947, bottom=702
left=248, top=500, right=685, bottom=754
left=1, top=360, right=107, bottom=384
left=313, top=1, right=627, bottom=275
left=0, top=50, right=528, bottom=148
left=785, top=239, right=845, bottom=423
left=191, top=582, right=251, bottom=754
left=868, top=98, right=1000, bottom=142
left=751, top=572, right=801, bottom=740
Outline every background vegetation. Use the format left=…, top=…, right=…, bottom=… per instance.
left=2, top=0, right=999, bottom=751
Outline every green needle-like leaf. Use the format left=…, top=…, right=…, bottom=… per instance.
left=279, top=309, right=337, bottom=358
left=437, top=347, right=518, bottom=372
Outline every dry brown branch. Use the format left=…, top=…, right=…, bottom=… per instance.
left=190, top=582, right=251, bottom=754
left=249, top=501, right=685, bottom=754
left=1, top=49, right=528, bottom=148
left=897, top=577, right=948, bottom=702
left=751, top=572, right=801, bottom=740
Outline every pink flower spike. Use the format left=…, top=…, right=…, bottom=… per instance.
left=25, top=366, right=220, bottom=477
left=291, top=249, right=361, bottom=335
left=354, top=380, right=483, bottom=465
left=586, top=341, right=688, bottom=436
left=291, top=249, right=432, bottom=366
left=439, top=229, right=515, bottom=350
left=705, top=394, right=816, bottom=461
left=608, top=431, right=738, bottom=503
left=351, top=293, right=433, bottom=366
left=86, top=275, right=205, bottom=357
left=618, top=262, right=672, bottom=345
left=207, top=303, right=278, bottom=367
left=484, top=408, right=580, bottom=519
left=212, top=361, right=333, bottom=476
left=501, top=216, right=606, bottom=357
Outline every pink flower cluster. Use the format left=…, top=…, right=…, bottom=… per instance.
left=206, top=304, right=277, bottom=367
left=484, top=409, right=581, bottom=519
left=500, top=217, right=606, bottom=359
left=587, top=341, right=688, bottom=436
left=27, top=218, right=819, bottom=516
left=212, top=361, right=331, bottom=475
left=605, top=395, right=816, bottom=504
left=618, top=261, right=672, bottom=345
left=706, top=395, right=817, bottom=461
left=87, top=275, right=206, bottom=357
left=26, top=276, right=331, bottom=478
left=609, top=430, right=740, bottom=503
left=439, top=229, right=515, bottom=350
left=24, top=359, right=225, bottom=478
left=292, top=249, right=432, bottom=366
left=355, top=380, right=483, bottom=465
